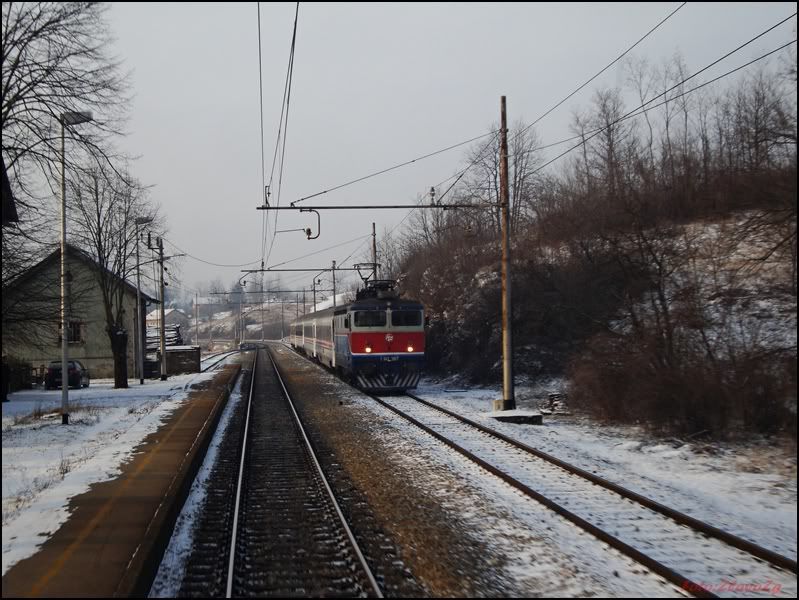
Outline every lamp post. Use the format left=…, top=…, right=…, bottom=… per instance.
left=60, top=110, right=93, bottom=426
left=134, top=216, right=153, bottom=385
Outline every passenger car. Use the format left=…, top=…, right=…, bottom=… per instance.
left=44, top=360, right=90, bottom=389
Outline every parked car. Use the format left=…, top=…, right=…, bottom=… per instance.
left=44, top=360, right=90, bottom=389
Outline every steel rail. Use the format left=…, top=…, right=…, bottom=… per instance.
left=268, top=347, right=383, bottom=598
left=364, top=391, right=716, bottom=599
left=225, top=350, right=257, bottom=598
left=405, top=392, right=798, bottom=575
left=200, top=351, right=239, bottom=373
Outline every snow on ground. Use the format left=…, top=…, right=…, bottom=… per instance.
left=1, top=369, right=223, bottom=575
left=3, top=346, right=795, bottom=595
left=413, top=377, right=797, bottom=560
left=329, top=384, right=686, bottom=597
left=149, top=370, right=245, bottom=597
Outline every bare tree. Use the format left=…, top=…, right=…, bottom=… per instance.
left=2, top=2, right=128, bottom=208
left=457, top=120, right=543, bottom=235
left=2, top=1, right=130, bottom=354
left=69, top=168, right=161, bottom=388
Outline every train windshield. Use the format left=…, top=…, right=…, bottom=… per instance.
left=353, top=310, right=387, bottom=327
left=391, top=310, right=422, bottom=327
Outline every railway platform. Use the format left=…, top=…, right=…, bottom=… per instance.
left=1, top=364, right=241, bottom=599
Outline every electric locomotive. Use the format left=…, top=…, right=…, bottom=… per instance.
left=289, top=280, right=424, bottom=391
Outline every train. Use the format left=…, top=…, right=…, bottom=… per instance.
left=289, top=280, right=425, bottom=391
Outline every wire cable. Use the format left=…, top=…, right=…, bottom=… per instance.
left=163, top=238, right=263, bottom=268
left=290, top=2, right=687, bottom=210
left=525, top=38, right=799, bottom=157
left=511, top=2, right=687, bottom=146
left=290, top=130, right=497, bottom=205
left=257, top=3, right=268, bottom=261
left=267, top=233, right=371, bottom=269
left=528, top=15, right=797, bottom=177
left=265, top=1, right=300, bottom=267
left=393, top=8, right=796, bottom=246
left=262, top=2, right=300, bottom=264
left=382, top=2, right=688, bottom=240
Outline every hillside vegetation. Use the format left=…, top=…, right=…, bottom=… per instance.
left=388, top=56, right=797, bottom=438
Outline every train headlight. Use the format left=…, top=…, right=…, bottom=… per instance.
left=365, top=345, right=372, bottom=353
left=407, top=345, right=414, bottom=352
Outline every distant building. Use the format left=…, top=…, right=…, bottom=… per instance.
left=146, top=307, right=190, bottom=330
left=2, top=244, right=157, bottom=378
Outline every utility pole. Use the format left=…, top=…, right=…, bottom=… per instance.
left=157, top=237, right=167, bottom=381
left=332, top=260, right=337, bottom=308
left=260, top=279, right=265, bottom=341
left=499, top=96, right=515, bottom=410
left=134, top=216, right=153, bottom=385
left=239, top=284, right=244, bottom=346
left=195, top=292, right=199, bottom=346
left=372, top=222, right=378, bottom=280
left=302, top=288, right=306, bottom=315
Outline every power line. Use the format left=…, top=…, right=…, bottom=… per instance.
left=443, top=1, right=688, bottom=194
left=265, top=1, right=300, bottom=268
left=257, top=3, right=269, bottom=264
left=529, top=15, right=798, bottom=177
left=163, top=238, right=263, bottom=268
left=290, top=130, right=497, bottom=206
left=261, top=2, right=300, bottom=262
left=515, top=2, right=687, bottom=144
left=267, top=233, right=371, bottom=268
left=382, top=2, right=688, bottom=241
left=530, top=39, right=798, bottom=157
left=255, top=3, right=688, bottom=292
left=290, top=2, right=687, bottom=214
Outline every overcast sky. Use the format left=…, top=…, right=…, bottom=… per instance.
left=107, top=2, right=797, bottom=297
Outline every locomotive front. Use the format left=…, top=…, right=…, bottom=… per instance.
left=340, top=282, right=425, bottom=391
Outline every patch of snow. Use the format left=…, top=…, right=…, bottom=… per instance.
left=1, top=372, right=216, bottom=575
left=149, top=372, right=245, bottom=597
left=413, top=378, right=797, bottom=560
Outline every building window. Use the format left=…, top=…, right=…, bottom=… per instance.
left=58, top=321, right=84, bottom=344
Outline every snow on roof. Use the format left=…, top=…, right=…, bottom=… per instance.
left=146, top=307, right=187, bottom=320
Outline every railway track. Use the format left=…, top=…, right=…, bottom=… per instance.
left=179, top=348, right=381, bottom=597
left=200, top=350, right=239, bottom=372
left=364, top=391, right=797, bottom=599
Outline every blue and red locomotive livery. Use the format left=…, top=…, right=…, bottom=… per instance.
left=290, top=280, right=424, bottom=391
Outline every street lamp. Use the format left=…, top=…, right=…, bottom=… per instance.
left=134, top=216, right=153, bottom=385
left=60, top=110, right=93, bottom=425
